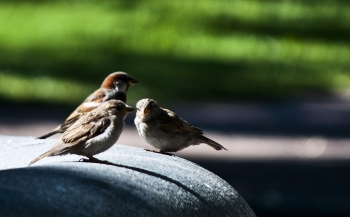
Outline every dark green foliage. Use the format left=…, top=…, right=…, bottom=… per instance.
left=0, top=0, right=349, bottom=104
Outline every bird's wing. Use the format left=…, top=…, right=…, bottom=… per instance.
left=64, top=89, right=108, bottom=125
left=83, top=89, right=106, bottom=103
left=62, top=111, right=111, bottom=147
left=60, top=112, right=83, bottom=132
left=158, top=108, right=203, bottom=135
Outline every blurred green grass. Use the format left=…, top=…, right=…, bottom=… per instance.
left=0, top=0, right=349, bottom=105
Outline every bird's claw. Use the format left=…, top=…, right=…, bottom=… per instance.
left=144, top=149, right=174, bottom=156
left=144, top=149, right=158, bottom=153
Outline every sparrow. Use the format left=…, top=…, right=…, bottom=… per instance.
left=134, top=98, right=227, bottom=153
left=37, top=72, right=138, bottom=139
left=29, top=100, right=135, bottom=165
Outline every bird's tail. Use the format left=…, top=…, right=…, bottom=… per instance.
left=37, top=117, right=79, bottom=139
left=28, top=149, right=54, bottom=166
left=36, top=130, right=60, bottom=139
left=198, top=135, right=227, bottom=151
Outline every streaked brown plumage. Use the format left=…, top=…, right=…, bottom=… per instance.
left=29, top=100, right=135, bottom=165
left=37, top=72, right=138, bottom=139
left=134, top=98, right=227, bottom=153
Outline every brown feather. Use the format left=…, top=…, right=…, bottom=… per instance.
left=101, top=74, right=118, bottom=89
left=158, top=108, right=203, bottom=135
left=37, top=72, right=136, bottom=139
left=100, top=72, right=136, bottom=89
left=61, top=111, right=111, bottom=147
left=197, top=135, right=227, bottom=151
left=28, top=149, right=55, bottom=165
left=83, top=88, right=106, bottom=103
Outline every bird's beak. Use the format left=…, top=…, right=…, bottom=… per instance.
left=123, top=105, right=136, bottom=113
left=128, top=78, right=138, bottom=85
left=143, top=108, right=150, bottom=116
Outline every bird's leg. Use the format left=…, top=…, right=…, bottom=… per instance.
left=83, top=156, right=113, bottom=164
left=144, top=149, right=159, bottom=153
left=79, top=157, right=90, bottom=162
left=79, top=156, right=102, bottom=163
left=144, top=149, right=174, bottom=156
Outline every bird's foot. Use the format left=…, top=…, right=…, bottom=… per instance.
left=79, top=158, right=90, bottom=162
left=144, top=149, right=174, bottom=156
left=144, top=149, right=158, bottom=153
left=79, top=156, right=109, bottom=164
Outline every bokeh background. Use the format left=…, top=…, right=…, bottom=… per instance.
left=1, top=0, right=350, bottom=104
left=1, top=1, right=350, bottom=216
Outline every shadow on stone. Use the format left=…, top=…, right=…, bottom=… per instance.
left=0, top=136, right=256, bottom=217
left=79, top=158, right=208, bottom=205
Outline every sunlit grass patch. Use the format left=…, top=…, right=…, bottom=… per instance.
left=0, top=72, right=96, bottom=104
left=0, top=0, right=349, bottom=103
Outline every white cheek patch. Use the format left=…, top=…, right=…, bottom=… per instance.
left=83, top=102, right=100, bottom=108
left=115, top=81, right=127, bottom=92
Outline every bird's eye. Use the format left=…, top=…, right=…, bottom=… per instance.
left=116, top=105, right=122, bottom=110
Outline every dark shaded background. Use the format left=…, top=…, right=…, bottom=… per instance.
left=0, top=0, right=350, bottom=216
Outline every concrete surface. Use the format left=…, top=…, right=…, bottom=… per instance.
left=1, top=99, right=350, bottom=217
left=0, top=136, right=256, bottom=217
